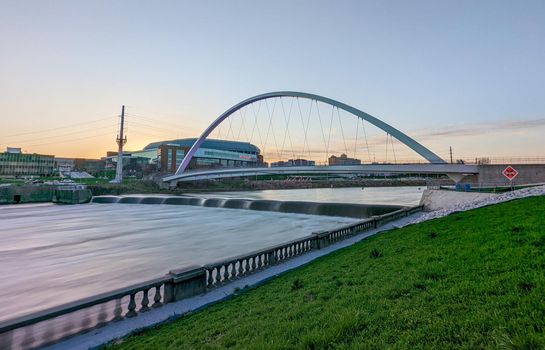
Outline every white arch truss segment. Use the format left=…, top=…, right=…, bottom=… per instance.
left=174, top=91, right=446, bottom=175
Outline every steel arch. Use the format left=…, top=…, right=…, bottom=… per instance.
left=175, top=91, right=445, bottom=175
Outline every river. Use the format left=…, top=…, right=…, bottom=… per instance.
left=0, top=186, right=422, bottom=322
left=191, top=186, right=424, bottom=206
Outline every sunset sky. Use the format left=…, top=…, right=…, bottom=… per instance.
left=1, top=0, right=544, bottom=162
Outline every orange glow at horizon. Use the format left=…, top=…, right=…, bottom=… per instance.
left=4, top=122, right=544, bottom=163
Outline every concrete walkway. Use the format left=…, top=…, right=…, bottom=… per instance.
left=47, top=213, right=422, bottom=350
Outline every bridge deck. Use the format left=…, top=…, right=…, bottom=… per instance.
left=163, top=164, right=478, bottom=183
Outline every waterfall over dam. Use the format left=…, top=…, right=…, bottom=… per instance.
left=90, top=195, right=403, bottom=218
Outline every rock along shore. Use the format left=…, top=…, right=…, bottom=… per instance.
left=410, top=185, right=545, bottom=224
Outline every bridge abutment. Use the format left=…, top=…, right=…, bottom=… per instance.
left=445, top=173, right=468, bottom=183
left=473, top=164, right=545, bottom=187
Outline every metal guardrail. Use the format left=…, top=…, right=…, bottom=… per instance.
left=0, top=205, right=423, bottom=350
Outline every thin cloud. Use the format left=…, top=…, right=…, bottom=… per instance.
left=415, top=117, right=545, bottom=140
left=256, top=117, right=545, bottom=163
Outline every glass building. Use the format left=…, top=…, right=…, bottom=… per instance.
left=144, top=138, right=263, bottom=173
left=0, top=149, right=55, bottom=177
left=106, top=138, right=263, bottom=174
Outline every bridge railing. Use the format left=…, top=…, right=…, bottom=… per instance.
left=203, top=235, right=316, bottom=287
left=0, top=276, right=171, bottom=350
left=170, top=156, right=545, bottom=177
left=0, top=205, right=423, bottom=350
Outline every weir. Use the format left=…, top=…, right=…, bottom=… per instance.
left=90, top=195, right=404, bottom=219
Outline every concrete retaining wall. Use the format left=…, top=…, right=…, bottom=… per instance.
left=470, top=164, right=545, bottom=187
left=0, top=185, right=55, bottom=204
left=0, top=185, right=91, bottom=205
left=53, top=189, right=92, bottom=204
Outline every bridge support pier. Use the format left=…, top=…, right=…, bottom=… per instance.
left=445, top=173, right=468, bottom=183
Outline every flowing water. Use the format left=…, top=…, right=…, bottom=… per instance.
left=190, top=186, right=424, bottom=206
left=0, top=186, right=422, bottom=322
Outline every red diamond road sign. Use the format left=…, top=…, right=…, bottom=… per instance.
left=502, top=166, right=519, bottom=181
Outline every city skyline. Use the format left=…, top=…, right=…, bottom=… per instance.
left=1, top=0, right=545, bottom=160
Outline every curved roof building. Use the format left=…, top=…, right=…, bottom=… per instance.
left=143, top=138, right=260, bottom=155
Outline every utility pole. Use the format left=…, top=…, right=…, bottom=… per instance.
left=112, top=105, right=126, bottom=184
left=449, top=146, right=453, bottom=164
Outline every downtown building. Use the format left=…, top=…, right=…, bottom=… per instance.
left=106, top=138, right=264, bottom=174
left=54, top=158, right=106, bottom=177
left=0, top=147, right=55, bottom=177
left=328, top=153, right=362, bottom=166
left=270, top=159, right=316, bottom=167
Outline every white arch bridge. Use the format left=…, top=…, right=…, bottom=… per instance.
left=163, top=164, right=478, bottom=183
left=163, top=91, right=478, bottom=184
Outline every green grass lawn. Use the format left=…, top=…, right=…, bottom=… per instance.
left=109, top=196, right=545, bottom=349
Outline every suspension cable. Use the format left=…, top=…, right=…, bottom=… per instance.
left=390, top=134, right=397, bottom=163
left=287, top=98, right=297, bottom=160
left=236, top=108, right=249, bottom=141
left=216, top=120, right=224, bottom=139
left=263, top=98, right=281, bottom=160
left=249, top=101, right=264, bottom=147
left=279, top=97, right=296, bottom=161
left=385, top=132, right=389, bottom=163
left=361, top=118, right=372, bottom=164
left=305, top=100, right=313, bottom=160
left=227, top=114, right=236, bottom=141
left=261, top=99, right=271, bottom=157
left=325, top=105, right=334, bottom=163
left=315, top=100, right=329, bottom=164
left=353, top=115, right=359, bottom=159
left=337, top=107, right=349, bottom=156
left=296, top=98, right=307, bottom=159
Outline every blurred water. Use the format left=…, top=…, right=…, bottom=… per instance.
left=0, top=186, right=422, bottom=322
left=0, top=203, right=356, bottom=321
left=191, top=186, right=424, bottom=206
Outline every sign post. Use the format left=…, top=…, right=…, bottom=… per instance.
left=502, top=165, right=519, bottom=189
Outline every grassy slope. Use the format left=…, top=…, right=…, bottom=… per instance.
left=110, top=196, right=545, bottom=349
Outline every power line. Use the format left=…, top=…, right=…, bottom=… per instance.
left=127, top=113, right=185, bottom=127
left=125, top=113, right=197, bottom=133
left=128, top=120, right=185, bottom=134
left=0, top=116, right=115, bottom=140
left=10, top=124, right=115, bottom=145
left=129, top=128, right=179, bottom=140
left=20, top=131, right=113, bottom=148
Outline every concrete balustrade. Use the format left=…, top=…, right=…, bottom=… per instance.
left=165, top=266, right=207, bottom=302
left=0, top=276, right=170, bottom=350
left=0, top=205, right=423, bottom=350
left=203, top=236, right=316, bottom=287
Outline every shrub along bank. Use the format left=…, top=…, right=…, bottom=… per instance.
left=109, top=196, right=545, bottom=349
